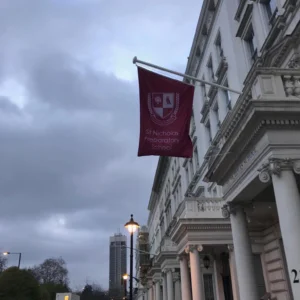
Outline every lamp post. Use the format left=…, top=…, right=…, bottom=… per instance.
left=3, top=252, right=22, bottom=269
left=124, top=214, right=139, bottom=300
left=123, top=273, right=128, bottom=300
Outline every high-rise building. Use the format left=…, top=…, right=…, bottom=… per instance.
left=109, top=233, right=127, bottom=299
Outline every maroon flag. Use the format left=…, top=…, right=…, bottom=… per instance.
left=137, top=67, right=194, bottom=158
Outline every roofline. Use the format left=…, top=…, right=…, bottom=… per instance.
left=185, top=0, right=210, bottom=76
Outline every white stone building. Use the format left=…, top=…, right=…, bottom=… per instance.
left=136, top=0, right=300, bottom=300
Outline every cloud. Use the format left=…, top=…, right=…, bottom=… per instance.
left=0, top=0, right=202, bottom=290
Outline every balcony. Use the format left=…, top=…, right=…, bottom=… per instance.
left=174, top=197, right=225, bottom=220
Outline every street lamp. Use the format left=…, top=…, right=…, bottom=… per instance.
left=123, top=273, right=128, bottom=300
left=124, top=214, right=139, bottom=300
left=3, top=252, right=22, bottom=269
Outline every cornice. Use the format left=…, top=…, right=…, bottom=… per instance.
left=148, top=157, right=170, bottom=211
left=170, top=219, right=231, bottom=244
left=207, top=98, right=300, bottom=184
left=186, top=0, right=221, bottom=78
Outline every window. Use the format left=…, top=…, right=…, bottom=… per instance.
left=201, top=81, right=207, bottom=102
left=160, top=218, right=165, bottom=237
left=189, top=159, right=194, bottom=179
left=263, top=0, right=277, bottom=20
left=205, top=121, right=212, bottom=142
left=185, top=166, right=190, bottom=185
left=193, top=147, right=199, bottom=169
left=252, top=254, right=266, bottom=298
left=223, top=81, right=232, bottom=111
left=215, top=31, right=223, bottom=62
left=244, top=25, right=257, bottom=62
left=178, top=182, right=182, bottom=202
left=203, top=274, right=215, bottom=300
left=213, top=104, right=220, bottom=129
left=207, top=57, right=215, bottom=82
left=212, top=187, right=217, bottom=197
left=178, top=183, right=182, bottom=200
left=64, top=296, right=69, bottom=300
left=166, top=204, right=172, bottom=226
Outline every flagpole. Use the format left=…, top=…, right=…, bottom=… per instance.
left=133, top=56, right=242, bottom=95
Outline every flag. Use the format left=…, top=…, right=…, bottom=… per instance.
left=137, top=67, right=194, bottom=158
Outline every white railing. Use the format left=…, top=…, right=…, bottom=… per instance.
left=176, top=197, right=226, bottom=219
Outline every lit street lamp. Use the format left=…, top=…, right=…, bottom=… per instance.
left=123, top=273, right=128, bottom=300
left=3, top=252, right=22, bottom=269
left=124, top=214, right=139, bottom=300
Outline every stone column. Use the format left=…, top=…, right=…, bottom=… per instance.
left=155, top=280, right=161, bottom=300
left=259, top=158, right=300, bottom=299
left=173, top=272, right=181, bottom=300
left=166, top=269, right=174, bottom=300
left=148, top=286, right=153, bottom=300
left=144, top=288, right=148, bottom=300
left=162, top=273, right=168, bottom=300
left=222, top=204, right=259, bottom=300
left=153, top=284, right=156, bottom=300
left=185, top=245, right=204, bottom=300
left=178, top=255, right=192, bottom=300
left=213, top=256, right=225, bottom=300
left=228, top=245, right=240, bottom=300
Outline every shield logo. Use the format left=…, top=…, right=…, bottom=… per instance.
left=151, top=93, right=175, bottom=120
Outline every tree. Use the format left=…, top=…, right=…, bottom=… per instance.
left=30, top=257, right=69, bottom=286
left=0, top=257, right=7, bottom=273
left=40, top=282, right=69, bottom=300
left=0, top=266, right=41, bottom=300
left=79, top=283, right=109, bottom=300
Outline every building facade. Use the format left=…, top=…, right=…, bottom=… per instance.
left=135, top=226, right=151, bottom=300
left=109, top=233, right=127, bottom=299
left=136, top=0, right=300, bottom=300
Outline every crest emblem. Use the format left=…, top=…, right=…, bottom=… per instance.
left=147, top=92, right=179, bottom=126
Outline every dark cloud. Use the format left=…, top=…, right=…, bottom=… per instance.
left=0, top=0, right=202, bottom=289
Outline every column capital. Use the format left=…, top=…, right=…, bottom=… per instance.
left=177, top=254, right=188, bottom=261
left=227, top=244, right=234, bottom=252
left=258, top=158, right=300, bottom=183
left=184, top=244, right=203, bottom=253
left=172, top=272, right=180, bottom=282
left=221, top=202, right=242, bottom=218
left=164, top=267, right=173, bottom=273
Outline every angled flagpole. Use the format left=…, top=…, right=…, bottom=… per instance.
left=133, top=56, right=242, bottom=95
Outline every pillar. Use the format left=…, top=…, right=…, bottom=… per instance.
left=259, top=159, right=300, bottom=298
left=227, top=204, right=259, bottom=300
left=185, top=245, right=204, bottom=300
left=155, top=280, right=161, bottom=300
left=228, top=245, right=240, bottom=300
left=162, top=273, right=168, bottom=300
left=144, top=288, right=148, bottom=300
left=178, top=255, right=192, bottom=300
left=174, top=273, right=181, bottom=300
left=213, top=256, right=225, bottom=300
left=166, top=269, right=174, bottom=300
left=148, top=284, right=153, bottom=300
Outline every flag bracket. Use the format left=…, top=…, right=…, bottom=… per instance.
left=133, top=56, right=242, bottom=95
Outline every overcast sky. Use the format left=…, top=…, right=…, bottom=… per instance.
left=0, top=0, right=202, bottom=290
